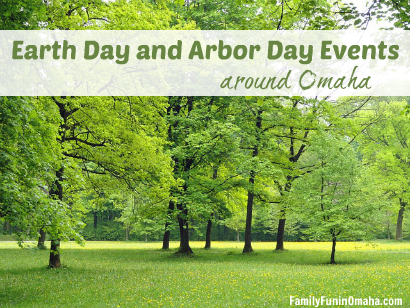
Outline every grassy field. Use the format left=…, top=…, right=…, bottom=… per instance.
left=0, top=241, right=409, bottom=307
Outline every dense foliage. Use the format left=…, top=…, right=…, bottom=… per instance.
left=1, top=0, right=409, bottom=267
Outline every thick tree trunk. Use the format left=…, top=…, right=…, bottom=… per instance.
left=162, top=200, right=175, bottom=250
left=204, top=218, right=212, bottom=249
left=396, top=199, right=406, bottom=240
left=48, top=164, right=64, bottom=268
left=275, top=216, right=286, bottom=251
left=330, top=236, right=337, bottom=264
left=176, top=208, right=193, bottom=254
left=162, top=230, right=170, bottom=249
left=37, top=229, right=46, bottom=249
left=243, top=174, right=255, bottom=253
left=176, top=197, right=193, bottom=255
left=49, top=239, right=61, bottom=268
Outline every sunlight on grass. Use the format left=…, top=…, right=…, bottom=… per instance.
left=1, top=241, right=409, bottom=307
left=2, top=240, right=410, bottom=251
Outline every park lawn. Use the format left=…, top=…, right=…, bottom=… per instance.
left=0, top=241, right=409, bottom=307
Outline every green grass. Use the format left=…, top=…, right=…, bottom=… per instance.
left=1, top=241, right=409, bottom=307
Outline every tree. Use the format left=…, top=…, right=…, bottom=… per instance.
left=162, top=96, right=241, bottom=254
left=291, top=131, right=382, bottom=264
left=0, top=96, right=82, bottom=253
left=358, top=100, right=410, bottom=240
left=0, top=0, right=46, bottom=30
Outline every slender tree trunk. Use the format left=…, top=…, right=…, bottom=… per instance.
left=243, top=174, right=255, bottom=253
left=275, top=176, right=293, bottom=251
left=37, top=229, right=46, bottom=249
left=243, top=110, right=261, bottom=254
left=237, top=230, right=240, bottom=242
left=204, top=216, right=212, bottom=249
left=275, top=216, right=286, bottom=251
left=396, top=199, right=406, bottom=240
left=330, top=236, right=337, bottom=264
left=205, top=167, right=218, bottom=249
left=162, top=200, right=175, bottom=250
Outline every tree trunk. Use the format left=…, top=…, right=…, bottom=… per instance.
left=37, top=229, right=46, bottom=249
left=162, top=200, right=175, bottom=250
left=330, top=236, right=337, bottom=264
left=162, top=230, right=171, bottom=249
left=243, top=174, right=255, bottom=253
left=93, top=211, right=98, bottom=229
left=48, top=164, right=64, bottom=268
left=48, top=100, right=69, bottom=269
left=275, top=177, right=292, bottom=251
left=237, top=230, right=240, bottom=242
left=243, top=111, right=261, bottom=254
left=204, top=217, right=212, bottom=249
left=49, top=239, right=61, bottom=268
left=275, top=216, right=286, bottom=251
left=176, top=208, right=193, bottom=254
left=205, top=167, right=218, bottom=249
left=176, top=198, right=193, bottom=254
left=396, top=199, right=406, bottom=240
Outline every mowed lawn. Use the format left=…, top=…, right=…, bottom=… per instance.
left=0, top=241, right=409, bottom=307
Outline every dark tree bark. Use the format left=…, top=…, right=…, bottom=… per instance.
left=204, top=166, right=218, bottom=249
left=176, top=201, right=193, bottom=254
left=396, top=199, right=406, bottom=240
left=243, top=173, right=255, bottom=253
left=275, top=216, right=286, bottom=251
left=243, top=110, right=261, bottom=254
left=204, top=216, right=213, bottom=249
left=162, top=200, right=175, bottom=250
left=274, top=103, right=308, bottom=251
left=48, top=165, right=64, bottom=268
left=174, top=98, right=195, bottom=255
left=48, top=99, right=68, bottom=269
left=330, top=236, right=337, bottom=264
left=275, top=176, right=293, bottom=251
left=49, top=239, right=61, bottom=268
left=37, top=229, right=46, bottom=249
